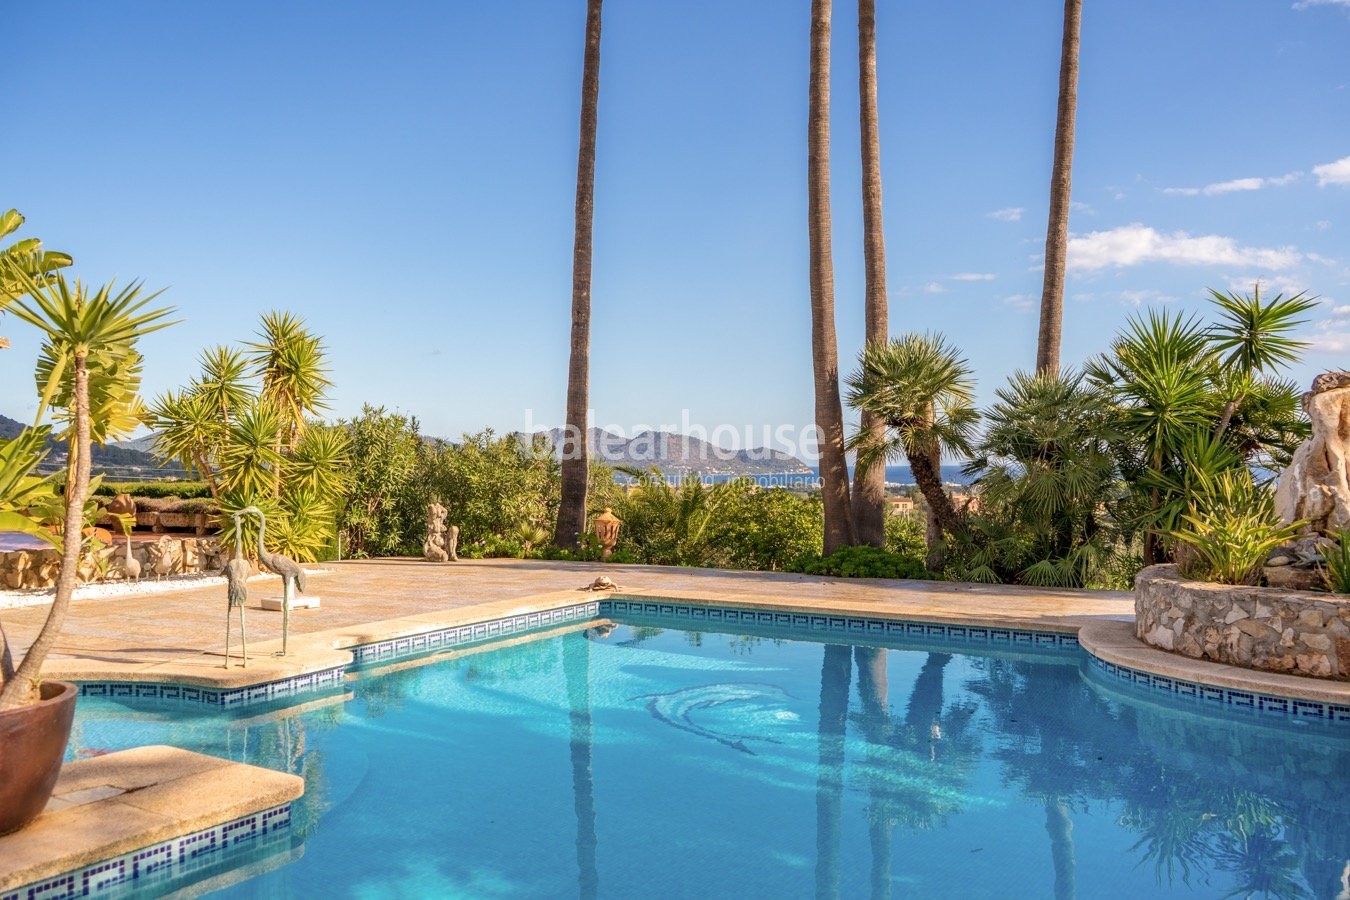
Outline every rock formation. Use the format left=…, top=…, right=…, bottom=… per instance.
left=1275, top=371, right=1350, bottom=534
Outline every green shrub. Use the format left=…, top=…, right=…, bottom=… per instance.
left=93, top=480, right=211, bottom=499
left=791, top=545, right=932, bottom=579
left=1319, top=531, right=1350, bottom=593
left=1171, top=469, right=1302, bottom=585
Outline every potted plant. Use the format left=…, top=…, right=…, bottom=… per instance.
left=0, top=225, right=172, bottom=834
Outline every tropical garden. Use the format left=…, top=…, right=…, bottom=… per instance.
left=0, top=0, right=1333, bottom=706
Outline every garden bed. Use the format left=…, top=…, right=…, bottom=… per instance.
left=1135, top=564, right=1350, bottom=680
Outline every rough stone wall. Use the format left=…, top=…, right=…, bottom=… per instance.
left=0, top=537, right=226, bottom=591
left=1135, top=564, right=1350, bottom=680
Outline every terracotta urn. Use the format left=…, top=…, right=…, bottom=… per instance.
left=593, top=507, right=622, bottom=560
left=0, top=681, right=78, bottom=835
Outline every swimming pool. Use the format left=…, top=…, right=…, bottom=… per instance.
left=68, top=614, right=1350, bottom=898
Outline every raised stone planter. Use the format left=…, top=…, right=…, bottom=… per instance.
left=1135, top=564, right=1350, bottom=680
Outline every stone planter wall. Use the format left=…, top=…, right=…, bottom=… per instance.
left=1135, top=564, right=1350, bottom=680
left=0, top=536, right=228, bottom=591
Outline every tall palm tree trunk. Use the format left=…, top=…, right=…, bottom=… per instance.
left=0, top=353, right=89, bottom=710
left=1034, top=0, right=1083, bottom=375
left=907, top=436, right=958, bottom=571
left=556, top=0, right=604, bottom=550
left=852, top=0, right=889, bottom=548
left=808, top=0, right=856, bottom=554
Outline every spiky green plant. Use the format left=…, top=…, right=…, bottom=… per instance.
left=1318, top=530, right=1350, bottom=593
left=1170, top=469, right=1302, bottom=585
left=0, top=270, right=174, bottom=709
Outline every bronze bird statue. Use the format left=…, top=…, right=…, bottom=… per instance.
left=236, top=506, right=306, bottom=656
left=223, top=511, right=251, bottom=668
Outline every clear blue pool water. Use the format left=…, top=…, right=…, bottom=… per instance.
left=69, top=621, right=1349, bottom=899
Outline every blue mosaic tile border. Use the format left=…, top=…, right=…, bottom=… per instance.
left=3, top=802, right=292, bottom=900
left=1086, top=653, right=1350, bottom=723
left=77, top=665, right=345, bottom=710
left=350, top=600, right=601, bottom=666
left=598, top=598, right=1081, bottom=650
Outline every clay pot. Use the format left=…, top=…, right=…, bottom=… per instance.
left=0, top=681, right=77, bottom=835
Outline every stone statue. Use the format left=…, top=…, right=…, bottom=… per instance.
left=1275, top=371, right=1350, bottom=534
left=446, top=524, right=459, bottom=562
left=145, top=536, right=177, bottom=581
left=593, top=507, right=622, bottom=560
left=423, top=500, right=459, bottom=562
left=198, top=537, right=228, bottom=575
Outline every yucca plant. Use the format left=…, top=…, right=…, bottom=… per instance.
left=0, top=269, right=174, bottom=709
left=1318, top=531, right=1350, bottom=593
left=1170, top=469, right=1302, bottom=585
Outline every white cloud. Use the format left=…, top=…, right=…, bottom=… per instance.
left=921, top=281, right=947, bottom=294
left=1119, top=289, right=1179, bottom=306
left=950, top=273, right=995, bottom=281
left=1067, top=224, right=1302, bottom=271
left=1294, top=0, right=1350, bottom=9
left=1070, top=200, right=1095, bottom=215
left=1002, top=294, right=1034, bottom=312
left=1329, top=304, right=1350, bottom=317
left=1162, top=173, right=1300, bottom=196
left=988, top=207, right=1023, bottom=223
left=1308, top=329, right=1350, bottom=352
left=1225, top=276, right=1310, bottom=297
left=1312, top=156, right=1350, bottom=187
left=1316, top=220, right=1333, bottom=230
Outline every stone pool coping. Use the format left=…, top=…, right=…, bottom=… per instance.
left=1081, top=619, right=1350, bottom=708
left=0, top=745, right=302, bottom=895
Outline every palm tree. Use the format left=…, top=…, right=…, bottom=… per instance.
left=1034, top=0, right=1083, bottom=375
left=555, top=0, right=605, bottom=551
left=0, top=273, right=173, bottom=709
left=853, top=0, right=890, bottom=548
left=148, top=389, right=224, bottom=496
left=808, top=0, right=856, bottom=554
left=1084, top=290, right=1310, bottom=563
left=0, top=209, right=72, bottom=350
left=246, top=311, right=332, bottom=460
left=847, top=333, right=979, bottom=570
left=960, top=369, right=1124, bottom=587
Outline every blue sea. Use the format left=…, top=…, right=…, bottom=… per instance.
left=626, top=466, right=972, bottom=489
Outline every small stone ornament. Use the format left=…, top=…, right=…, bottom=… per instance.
left=584, top=575, right=619, bottom=592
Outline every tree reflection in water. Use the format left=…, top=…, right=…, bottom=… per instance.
left=62, top=626, right=1348, bottom=898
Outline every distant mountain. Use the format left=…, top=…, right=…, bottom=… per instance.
left=517, top=428, right=814, bottom=477
left=0, top=414, right=185, bottom=479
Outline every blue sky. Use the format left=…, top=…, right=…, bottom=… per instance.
left=3, top=1, right=1349, bottom=458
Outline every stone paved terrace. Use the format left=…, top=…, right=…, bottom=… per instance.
left=0, top=558, right=1137, bottom=686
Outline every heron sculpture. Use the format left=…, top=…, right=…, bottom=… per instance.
left=236, top=506, right=306, bottom=656
left=223, top=511, right=251, bottom=668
